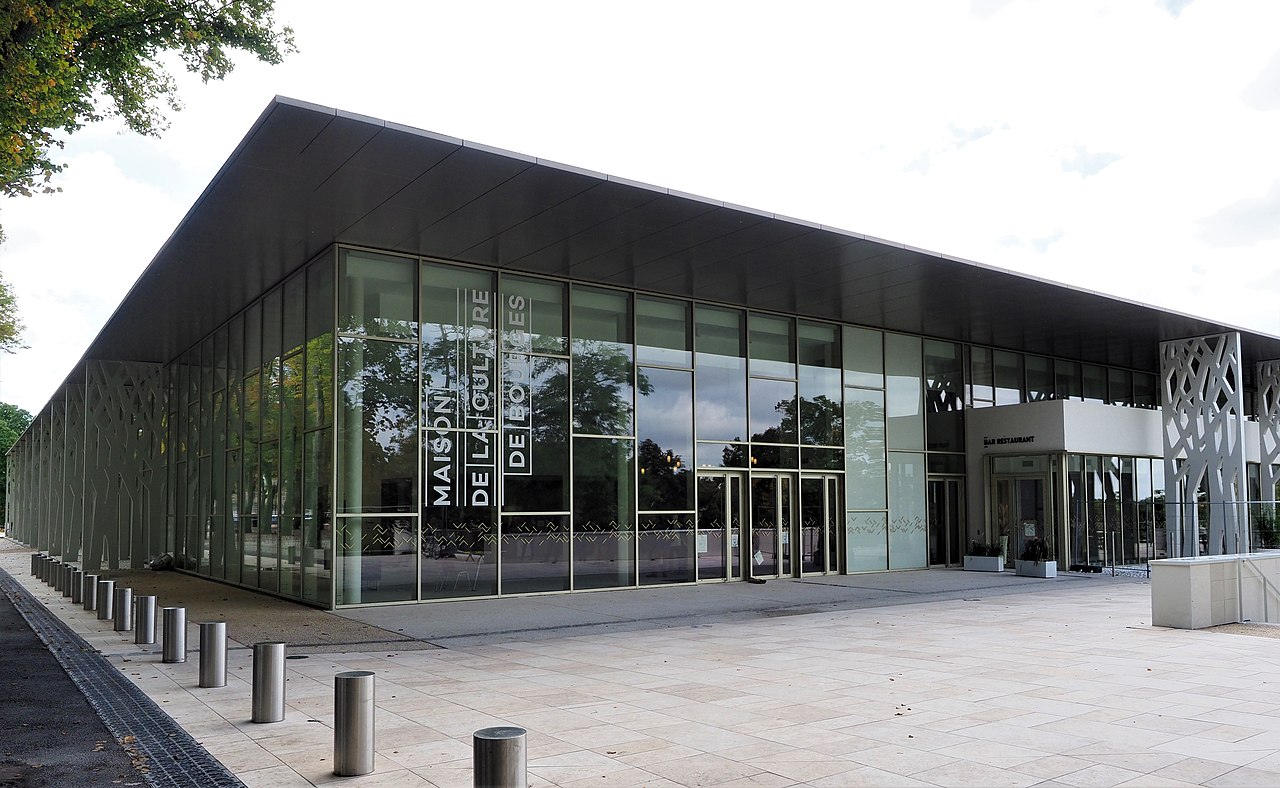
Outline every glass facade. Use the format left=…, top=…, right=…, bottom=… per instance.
left=164, top=244, right=1173, bottom=606
left=170, top=256, right=334, bottom=606
left=1065, top=454, right=1167, bottom=570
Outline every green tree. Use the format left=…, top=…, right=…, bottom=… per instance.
left=0, top=401, right=33, bottom=524
left=0, top=0, right=295, bottom=350
left=0, top=270, right=23, bottom=352
left=1, top=0, right=295, bottom=204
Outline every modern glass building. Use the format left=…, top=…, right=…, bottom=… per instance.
left=10, top=97, right=1280, bottom=608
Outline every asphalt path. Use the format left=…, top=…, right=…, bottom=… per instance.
left=0, top=585, right=146, bottom=787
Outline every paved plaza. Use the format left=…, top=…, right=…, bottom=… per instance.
left=6, top=543, right=1280, bottom=787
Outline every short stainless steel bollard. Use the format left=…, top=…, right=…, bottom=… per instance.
left=82, top=573, right=100, bottom=611
left=50, top=559, right=62, bottom=588
left=162, top=607, right=186, bottom=663
left=199, top=622, right=228, bottom=688
left=35, top=555, right=45, bottom=582
left=251, top=642, right=286, bottom=723
left=113, top=587, right=133, bottom=631
left=62, top=565, right=75, bottom=598
left=96, top=579, right=115, bottom=620
left=473, top=726, right=528, bottom=788
left=135, top=596, right=157, bottom=645
left=334, top=671, right=376, bottom=776
left=70, top=569, right=83, bottom=604
left=30, top=553, right=41, bottom=576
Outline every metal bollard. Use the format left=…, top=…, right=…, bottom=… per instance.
left=199, top=622, right=228, bottom=688
left=62, top=565, right=75, bottom=598
left=83, top=573, right=100, bottom=611
left=135, top=596, right=157, bottom=645
left=50, top=559, right=62, bottom=588
left=113, top=587, right=133, bottom=631
left=162, top=607, right=187, bottom=663
left=35, top=555, right=45, bottom=582
left=334, top=671, right=376, bottom=776
left=473, top=726, right=528, bottom=788
left=70, top=569, right=83, bottom=604
left=31, top=553, right=41, bottom=576
left=96, top=580, right=115, bottom=620
left=251, top=642, right=286, bottom=723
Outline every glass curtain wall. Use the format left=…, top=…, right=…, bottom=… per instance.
left=570, top=286, right=636, bottom=591
left=886, top=334, right=927, bottom=569
left=420, top=262, right=499, bottom=598
left=1066, top=454, right=1165, bottom=570
left=636, top=297, right=695, bottom=584
left=336, top=250, right=418, bottom=604
left=966, top=347, right=1156, bottom=409
left=844, top=326, right=888, bottom=571
left=924, top=339, right=965, bottom=457
left=169, top=254, right=334, bottom=606
left=174, top=246, right=1213, bottom=600
left=498, top=275, right=571, bottom=594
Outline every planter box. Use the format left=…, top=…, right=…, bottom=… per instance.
left=963, top=555, right=1005, bottom=572
left=1015, top=559, right=1057, bottom=578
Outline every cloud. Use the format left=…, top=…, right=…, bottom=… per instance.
left=1031, top=231, right=1065, bottom=253
left=996, top=231, right=1065, bottom=254
left=970, top=0, right=1014, bottom=20
left=1157, top=0, right=1195, bottom=18
left=1199, top=179, right=1280, bottom=247
left=1243, top=49, right=1280, bottom=111
left=1061, top=146, right=1123, bottom=177
left=903, top=151, right=932, bottom=175
left=949, top=123, right=996, bottom=148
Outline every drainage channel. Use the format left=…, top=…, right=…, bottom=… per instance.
left=0, top=567, right=245, bottom=788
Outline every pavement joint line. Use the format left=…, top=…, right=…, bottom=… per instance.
left=0, top=565, right=245, bottom=788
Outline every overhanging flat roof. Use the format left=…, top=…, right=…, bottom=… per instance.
left=67, top=96, right=1280, bottom=392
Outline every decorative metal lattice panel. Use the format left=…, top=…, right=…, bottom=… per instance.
left=1257, top=361, right=1280, bottom=504
left=1161, top=333, right=1248, bottom=556
left=83, top=360, right=166, bottom=571
left=63, top=388, right=86, bottom=562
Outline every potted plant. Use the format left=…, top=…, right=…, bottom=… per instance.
left=963, top=541, right=1004, bottom=572
left=1015, top=537, right=1057, bottom=578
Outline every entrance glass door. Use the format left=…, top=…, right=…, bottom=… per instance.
left=695, top=472, right=743, bottom=580
left=928, top=477, right=965, bottom=566
left=750, top=473, right=794, bottom=578
left=993, top=475, right=1046, bottom=564
left=800, top=474, right=841, bottom=574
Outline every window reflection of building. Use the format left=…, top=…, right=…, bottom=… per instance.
left=158, top=242, right=1179, bottom=607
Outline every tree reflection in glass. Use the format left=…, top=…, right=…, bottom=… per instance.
left=337, top=337, right=418, bottom=603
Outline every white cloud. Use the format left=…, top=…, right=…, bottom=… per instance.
left=1200, top=179, right=1280, bottom=247
left=1244, top=48, right=1280, bottom=111
left=1061, top=147, right=1123, bottom=177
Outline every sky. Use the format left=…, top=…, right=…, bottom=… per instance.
left=1, top=0, right=1279, bottom=415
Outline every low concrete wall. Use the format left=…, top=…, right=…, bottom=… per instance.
left=1151, top=553, right=1280, bottom=628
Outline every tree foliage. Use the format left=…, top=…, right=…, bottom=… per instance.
left=0, top=270, right=23, bottom=352
left=0, top=401, right=33, bottom=524
left=0, top=0, right=295, bottom=352
left=0, top=0, right=295, bottom=201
